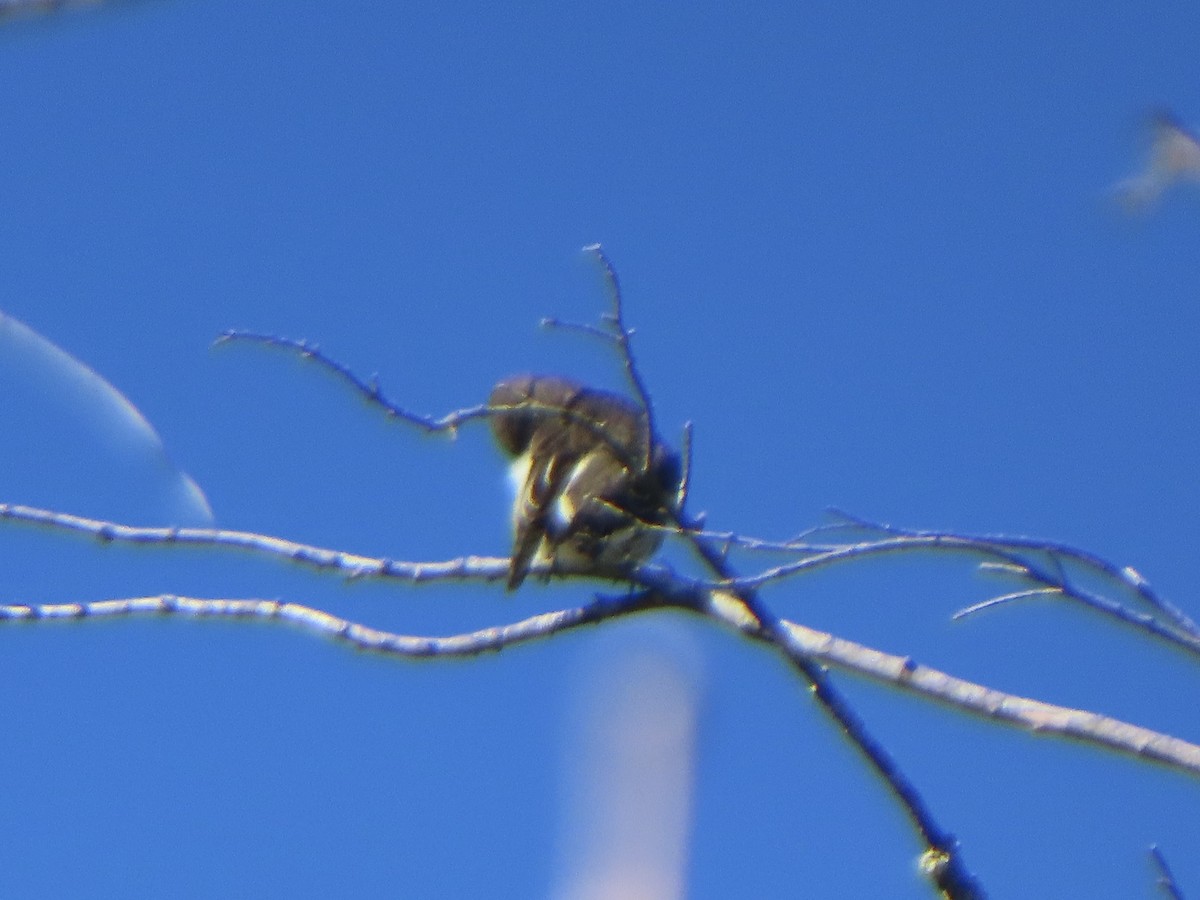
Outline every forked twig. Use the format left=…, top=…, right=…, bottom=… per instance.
left=711, top=511, right=1200, bottom=659
left=23, top=254, right=1199, bottom=899
left=676, top=518, right=986, bottom=898
left=826, top=509, right=1200, bottom=639
left=217, top=274, right=985, bottom=898
left=542, top=251, right=985, bottom=896
left=216, top=330, right=653, bottom=474
left=539, top=245, right=661, bottom=474
left=582, top=243, right=658, bottom=473
left=215, top=330, right=496, bottom=436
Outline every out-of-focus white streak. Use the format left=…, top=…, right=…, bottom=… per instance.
left=554, top=632, right=703, bottom=900
left=0, top=310, right=213, bottom=525
left=0, top=0, right=101, bottom=20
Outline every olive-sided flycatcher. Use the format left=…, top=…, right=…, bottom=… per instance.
left=490, top=375, right=682, bottom=590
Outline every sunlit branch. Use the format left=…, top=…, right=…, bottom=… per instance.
left=962, top=562, right=1200, bottom=656
left=675, top=421, right=694, bottom=512
left=664, top=510, right=986, bottom=899
left=829, top=510, right=1200, bottom=638
left=10, top=499, right=1196, bottom=790
left=21, top=262, right=1191, bottom=898
left=12, top=491, right=1196, bottom=667
left=0, top=593, right=650, bottom=655
left=951, top=587, right=1064, bottom=618
left=6, top=584, right=1199, bottom=783
left=781, top=610, right=1200, bottom=777
left=17, top=495, right=1200, bottom=896
left=0, top=503, right=512, bottom=583
left=723, top=522, right=1200, bottom=659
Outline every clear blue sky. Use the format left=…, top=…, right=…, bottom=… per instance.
left=1, top=2, right=1199, bottom=896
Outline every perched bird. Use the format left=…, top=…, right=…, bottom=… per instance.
left=1114, top=109, right=1200, bottom=213
left=489, top=375, right=682, bottom=590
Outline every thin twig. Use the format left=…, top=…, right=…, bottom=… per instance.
left=729, top=525, right=1200, bottom=658
left=676, top=421, right=694, bottom=512
left=582, top=244, right=657, bottom=473
left=539, top=317, right=618, bottom=345
left=216, top=329, right=494, bottom=434
left=215, top=330, right=499, bottom=434
left=828, top=509, right=1200, bottom=639
left=952, top=588, right=1064, bottom=620
left=1149, top=845, right=1186, bottom=900
left=217, top=330, right=665, bottom=476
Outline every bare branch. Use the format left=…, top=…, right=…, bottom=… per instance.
left=0, top=503, right=512, bottom=583
left=14, top=496, right=1200, bottom=895
left=675, top=421, right=694, bottom=512
left=729, top=599, right=1200, bottom=780
left=581, top=244, right=657, bottom=474
left=12, top=498, right=1200, bottom=785
left=725, top=521, right=1200, bottom=659
left=7, top=584, right=1199, bottom=785
left=952, top=588, right=1064, bottom=619
left=20, top=263, right=1196, bottom=897
left=215, top=330, right=497, bottom=436
left=1149, top=845, right=1186, bottom=900
left=0, top=594, right=640, bottom=654
left=539, top=317, right=618, bottom=345
left=216, top=331, right=670, bottom=481
left=829, top=510, right=1200, bottom=639
left=665, top=513, right=987, bottom=898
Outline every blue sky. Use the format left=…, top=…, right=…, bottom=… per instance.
left=1, top=2, right=1199, bottom=896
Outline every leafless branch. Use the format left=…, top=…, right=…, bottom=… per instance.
left=828, top=510, right=1200, bottom=639
left=215, top=330, right=500, bottom=437
left=668, top=513, right=986, bottom=899
left=16, top=258, right=1199, bottom=899
left=216, top=330, right=662, bottom=477
left=3, top=583, right=1198, bottom=785
left=540, top=317, right=617, bottom=345
left=951, top=587, right=1064, bottom=618
left=675, top=421, right=695, bottom=512
left=715, top=516, right=1200, bottom=659
left=580, top=243, right=658, bottom=474
left=0, top=502, right=512, bottom=583
left=1150, top=844, right=1186, bottom=900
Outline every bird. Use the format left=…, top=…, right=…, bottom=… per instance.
left=1114, top=109, right=1200, bottom=213
left=489, top=375, right=682, bottom=590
